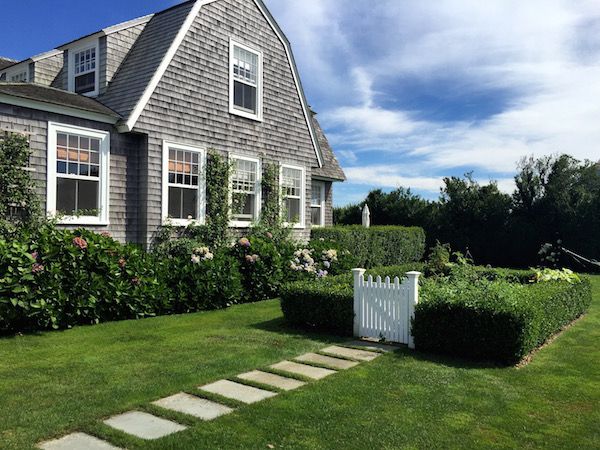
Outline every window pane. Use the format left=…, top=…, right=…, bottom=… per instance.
left=182, top=189, right=197, bottom=219
left=75, top=72, right=95, bottom=94
left=311, top=182, right=324, bottom=205
left=168, top=187, right=181, bottom=218
left=56, top=178, right=77, bottom=214
left=285, top=198, right=301, bottom=223
left=168, top=187, right=197, bottom=219
left=77, top=180, right=98, bottom=212
left=233, top=81, right=256, bottom=113
left=311, top=207, right=322, bottom=226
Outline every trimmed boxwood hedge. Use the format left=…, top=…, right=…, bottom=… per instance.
left=311, top=226, right=426, bottom=268
left=413, top=278, right=592, bottom=364
left=280, top=264, right=425, bottom=335
left=281, top=265, right=592, bottom=364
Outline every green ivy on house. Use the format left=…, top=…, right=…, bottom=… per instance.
left=0, top=133, right=40, bottom=236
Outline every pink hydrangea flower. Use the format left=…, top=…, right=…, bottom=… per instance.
left=73, top=237, right=88, bottom=250
left=131, top=277, right=140, bottom=286
left=118, top=258, right=127, bottom=269
left=238, top=237, right=251, bottom=248
left=32, top=263, right=45, bottom=274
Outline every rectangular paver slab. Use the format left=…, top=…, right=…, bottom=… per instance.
left=321, top=345, right=381, bottom=361
left=344, top=340, right=398, bottom=353
left=295, top=353, right=359, bottom=370
left=199, top=380, right=277, bottom=404
left=152, top=392, right=234, bottom=420
left=38, top=433, right=121, bottom=450
left=270, top=361, right=336, bottom=380
left=237, top=370, right=306, bottom=391
left=103, top=411, right=186, bottom=440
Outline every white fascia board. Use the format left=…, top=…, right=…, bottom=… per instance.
left=0, top=94, right=119, bottom=124
left=122, top=0, right=208, bottom=132
left=122, top=0, right=324, bottom=169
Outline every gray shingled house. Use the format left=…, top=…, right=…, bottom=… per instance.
left=0, top=0, right=345, bottom=246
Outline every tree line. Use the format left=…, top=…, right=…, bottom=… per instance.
left=334, top=154, right=600, bottom=269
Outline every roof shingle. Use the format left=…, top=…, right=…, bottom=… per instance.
left=311, top=112, right=346, bottom=181
left=0, top=83, right=121, bottom=118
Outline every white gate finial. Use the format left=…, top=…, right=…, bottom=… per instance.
left=362, top=204, right=371, bottom=228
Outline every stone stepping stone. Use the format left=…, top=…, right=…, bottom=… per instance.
left=38, top=432, right=121, bottom=450
left=237, top=370, right=306, bottom=391
left=152, top=392, right=234, bottom=420
left=270, top=361, right=336, bottom=380
left=295, top=353, right=359, bottom=370
left=344, top=340, right=397, bottom=353
left=199, top=380, right=277, bottom=404
left=321, top=345, right=381, bottom=362
left=103, top=411, right=186, bottom=440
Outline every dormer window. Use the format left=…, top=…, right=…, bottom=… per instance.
left=10, top=71, right=28, bottom=82
left=68, top=39, right=99, bottom=96
left=229, top=40, right=263, bottom=121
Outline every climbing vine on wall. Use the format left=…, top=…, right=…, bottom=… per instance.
left=0, top=133, right=40, bottom=236
left=205, top=149, right=232, bottom=248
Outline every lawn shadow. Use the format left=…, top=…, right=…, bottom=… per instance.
left=250, top=317, right=348, bottom=344
left=391, top=346, right=509, bottom=370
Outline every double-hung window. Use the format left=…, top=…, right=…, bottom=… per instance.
left=162, top=142, right=206, bottom=226
left=229, top=40, right=263, bottom=121
left=47, top=122, right=110, bottom=225
left=230, top=155, right=261, bottom=226
left=311, top=181, right=326, bottom=227
left=281, top=165, right=305, bottom=228
left=69, top=40, right=99, bottom=95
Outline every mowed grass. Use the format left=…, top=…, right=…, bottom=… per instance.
left=1, top=276, right=599, bottom=449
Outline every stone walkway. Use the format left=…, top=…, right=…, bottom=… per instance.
left=37, top=340, right=394, bottom=449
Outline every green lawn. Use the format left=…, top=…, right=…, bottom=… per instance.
left=1, top=276, right=599, bottom=450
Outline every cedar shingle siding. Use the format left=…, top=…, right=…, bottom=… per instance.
left=0, top=0, right=345, bottom=246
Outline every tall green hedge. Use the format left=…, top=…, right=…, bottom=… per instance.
left=311, top=226, right=425, bottom=268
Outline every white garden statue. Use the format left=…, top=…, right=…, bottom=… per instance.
left=362, top=204, right=371, bottom=228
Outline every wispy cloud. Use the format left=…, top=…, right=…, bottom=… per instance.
left=265, top=0, right=600, bottom=204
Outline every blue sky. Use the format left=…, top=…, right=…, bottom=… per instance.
left=2, top=0, right=600, bottom=206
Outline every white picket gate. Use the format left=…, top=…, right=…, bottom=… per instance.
left=352, top=269, right=421, bottom=348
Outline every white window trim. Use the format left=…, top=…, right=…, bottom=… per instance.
left=310, top=181, right=326, bottom=228
left=229, top=39, right=263, bottom=122
left=67, top=38, right=99, bottom=97
left=161, top=141, right=207, bottom=227
left=46, top=122, right=110, bottom=226
left=229, top=154, right=262, bottom=228
left=280, top=163, right=306, bottom=229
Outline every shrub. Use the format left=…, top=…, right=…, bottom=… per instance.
left=0, top=224, right=167, bottom=332
left=162, top=247, right=242, bottom=312
left=232, top=233, right=289, bottom=302
left=311, top=225, right=426, bottom=268
left=280, top=280, right=353, bottom=335
left=413, top=276, right=592, bottom=364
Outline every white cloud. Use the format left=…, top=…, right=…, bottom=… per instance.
left=266, top=0, right=600, bottom=200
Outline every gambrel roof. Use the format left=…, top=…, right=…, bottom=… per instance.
left=98, top=0, right=324, bottom=167
left=2, top=0, right=345, bottom=175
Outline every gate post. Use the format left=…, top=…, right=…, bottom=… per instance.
left=352, top=268, right=366, bottom=337
left=406, top=271, right=421, bottom=349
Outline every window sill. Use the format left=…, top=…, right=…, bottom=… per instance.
left=162, top=218, right=204, bottom=227
left=284, top=222, right=306, bottom=230
left=230, top=220, right=254, bottom=229
left=229, top=107, right=263, bottom=122
left=56, top=216, right=108, bottom=226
